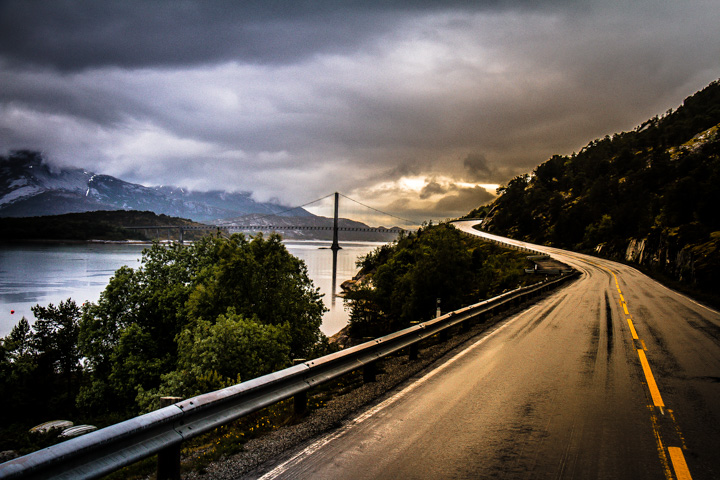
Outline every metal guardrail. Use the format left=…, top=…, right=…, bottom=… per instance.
left=0, top=271, right=579, bottom=480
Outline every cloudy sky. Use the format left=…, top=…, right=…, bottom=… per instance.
left=1, top=0, right=719, bottom=224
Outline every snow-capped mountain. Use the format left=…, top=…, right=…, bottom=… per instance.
left=0, top=151, right=307, bottom=222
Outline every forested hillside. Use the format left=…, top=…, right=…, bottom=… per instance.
left=0, top=210, right=202, bottom=242
left=468, top=80, right=720, bottom=296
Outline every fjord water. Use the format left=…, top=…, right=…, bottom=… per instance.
left=0, top=241, right=381, bottom=338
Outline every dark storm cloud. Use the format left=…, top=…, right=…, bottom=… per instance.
left=385, top=184, right=495, bottom=221
left=0, top=0, right=580, bottom=71
left=433, top=186, right=495, bottom=217
left=0, top=1, right=374, bottom=70
left=420, top=179, right=447, bottom=199
left=463, top=153, right=497, bottom=182
left=1, top=0, right=719, bottom=223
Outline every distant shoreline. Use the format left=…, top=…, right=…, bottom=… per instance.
left=0, top=238, right=155, bottom=245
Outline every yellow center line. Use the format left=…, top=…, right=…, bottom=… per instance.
left=596, top=264, right=691, bottom=478
left=668, top=447, right=693, bottom=480
left=637, top=349, right=665, bottom=408
left=649, top=412, right=674, bottom=480
left=478, top=235, right=694, bottom=477
left=627, top=318, right=639, bottom=340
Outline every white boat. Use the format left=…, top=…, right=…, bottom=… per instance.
left=59, top=425, right=97, bottom=438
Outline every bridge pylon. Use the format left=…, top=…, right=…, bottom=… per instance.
left=331, top=191, right=341, bottom=251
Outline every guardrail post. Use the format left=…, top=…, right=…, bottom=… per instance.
left=294, top=391, right=308, bottom=415
left=157, top=443, right=182, bottom=480
left=363, top=361, right=377, bottom=383
left=157, top=396, right=183, bottom=480
left=409, top=343, right=419, bottom=360
left=292, top=359, right=308, bottom=415
left=439, top=328, right=449, bottom=343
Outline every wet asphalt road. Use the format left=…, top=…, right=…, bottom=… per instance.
left=248, top=221, right=720, bottom=479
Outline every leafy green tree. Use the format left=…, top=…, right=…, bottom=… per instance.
left=30, top=300, right=82, bottom=409
left=5, top=317, right=33, bottom=359
left=31, top=300, right=81, bottom=379
left=1, top=308, right=84, bottom=429
left=107, top=323, right=171, bottom=409
left=78, top=266, right=136, bottom=383
left=345, top=223, right=531, bottom=338
left=187, top=233, right=326, bottom=358
left=179, top=309, right=290, bottom=381
left=78, top=240, right=219, bottom=413
left=0, top=318, right=38, bottom=425
left=137, top=309, right=292, bottom=411
left=79, top=233, right=326, bottom=416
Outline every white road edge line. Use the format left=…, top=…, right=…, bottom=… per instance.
left=455, top=220, right=719, bottom=317
left=258, top=305, right=542, bottom=479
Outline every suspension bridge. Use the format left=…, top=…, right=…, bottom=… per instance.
left=124, top=192, right=415, bottom=248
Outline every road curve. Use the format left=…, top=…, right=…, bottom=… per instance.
left=246, top=221, right=720, bottom=480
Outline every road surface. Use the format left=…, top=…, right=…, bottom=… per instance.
left=246, top=221, right=720, bottom=479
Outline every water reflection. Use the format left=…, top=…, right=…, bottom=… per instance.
left=0, top=241, right=381, bottom=337
left=284, top=241, right=380, bottom=336
left=0, top=244, right=145, bottom=336
left=332, top=247, right=338, bottom=307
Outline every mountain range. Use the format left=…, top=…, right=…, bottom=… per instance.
left=0, top=151, right=308, bottom=222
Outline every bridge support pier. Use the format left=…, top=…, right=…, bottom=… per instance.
left=331, top=191, right=341, bottom=252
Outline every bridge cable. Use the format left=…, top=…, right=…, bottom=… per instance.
left=338, top=193, right=417, bottom=225
left=240, top=192, right=336, bottom=223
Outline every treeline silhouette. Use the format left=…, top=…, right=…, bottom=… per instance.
left=469, top=79, right=720, bottom=297
left=0, top=210, right=203, bottom=242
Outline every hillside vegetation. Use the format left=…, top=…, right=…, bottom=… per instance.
left=468, top=80, right=720, bottom=297
left=0, top=210, right=203, bottom=242
left=343, top=223, right=537, bottom=338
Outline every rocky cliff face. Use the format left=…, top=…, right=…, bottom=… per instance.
left=622, top=235, right=693, bottom=281
left=606, top=227, right=719, bottom=292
